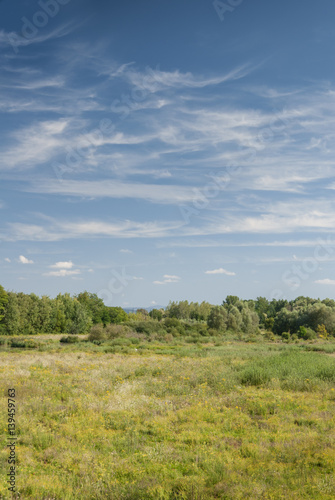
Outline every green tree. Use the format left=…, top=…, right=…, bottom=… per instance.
left=223, top=295, right=240, bottom=307
left=2, top=292, right=20, bottom=335
left=207, top=306, right=227, bottom=331
left=0, top=285, right=8, bottom=322
left=76, top=291, right=106, bottom=324
left=241, top=306, right=259, bottom=334
left=149, top=309, right=163, bottom=321
left=108, top=307, right=128, bottom=324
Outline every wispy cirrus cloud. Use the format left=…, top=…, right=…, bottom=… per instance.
left=27, top=179, right=201, bottom=204
left=3, top=218, right=185, bottom=242
left=117, top=63, right=255, bottom=91
left=0, top=23, right=77, bottom=52
left=0, top=119, right=71, bottom=170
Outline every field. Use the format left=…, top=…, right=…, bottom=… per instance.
left=0, top=338, right=335, bottom=499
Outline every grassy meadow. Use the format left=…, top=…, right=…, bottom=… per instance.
left=0, top=337, right=335, bottom=499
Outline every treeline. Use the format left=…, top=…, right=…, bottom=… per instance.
left=0, top=285, right=334, bottom=339
left=0, top=288, right=127, bottom=336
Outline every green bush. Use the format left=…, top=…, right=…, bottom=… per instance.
left=131, top=320, right=158, bottom=335
left=88, top=324, right=106, bottom=342
left=9, top=338, right=38, bottom=349
left=109, top=338, right=132, bottom=346
left=60, top=335, right=79, bottom=344
left=298, top=326, right=316, bottom=340
left=105, top=324, right=130, bottom=339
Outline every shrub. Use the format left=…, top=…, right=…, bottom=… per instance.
left=264, top=331, right=275, bottom=341
left=9, top=338, right=38, bottom=349
left=164, top=318, right=185, bottom=335
left=60, top=335, right=79, bottom=344
left=298, top=326, right=316, bottom=340
left=88, top=324, right=106, bottom=342
left=132, top=321, right=158, bottom=335
left=164, top=317, right=181, bottom=328
left=105, top=324, right=129, bottom=339
left=316, top=324, right=328, bottom=339
left=282, top=331, right=290, bottom=341
left=110, top=338, right=131, bottom=346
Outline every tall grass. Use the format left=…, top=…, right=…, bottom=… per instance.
left=0, top=342, right=334, bottom=498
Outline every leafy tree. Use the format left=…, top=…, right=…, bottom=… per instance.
left=38, top=296, right=52, bottom=333
left=0, top=285, right=8, bottom=322
left=207, top=306, right=227, bottom=331
left=241, top=307, right=259, bottom=334
left=223, top=295, right=240, bottom=307
left=2, top=293, right=20, bottom=335
left=108, top=307, right=128, bottom=324
left=149, top=309, right=163, bottom=321
left=225, top=305, right=242, bottom=332
left=76, top=291, right=106, bottom=324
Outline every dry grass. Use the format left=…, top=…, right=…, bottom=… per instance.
left=0, top=345, right=334, bottom=499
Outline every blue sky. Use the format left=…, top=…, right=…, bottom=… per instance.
left=1, top=0, right=335, bottom=307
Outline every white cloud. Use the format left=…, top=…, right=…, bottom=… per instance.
left=119, top=64, right=254, bottom=91
left=153, top=274, right=181, bottom=285
left=132, top=276, right=144, bottom=280
left=0, top=23, right=76, bottom=51
left=28, top=179, right=203, bottom=205
left=4, top=258, right=11, bottom=263
left=0, top=119, right=71, bottom=171
left=5, top=219, right=184, bottom=242
left=120, top=249, right=133, bottom=254
left=315, top=279, right=335, bottom=285
left=205, top=268, right=236, bottom=276
left=19, top=255, right=33, bottom=264
left=50, top=261, right=74, bottom=269
left=43, top=269, right=81, bottom=277
left=163, top=274, right=180, bottom=281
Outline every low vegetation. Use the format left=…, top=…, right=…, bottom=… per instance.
left=0, top=337, right=335, bottom=499
left=0, top=287, right=335, bottom=498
